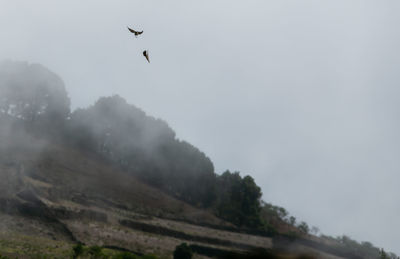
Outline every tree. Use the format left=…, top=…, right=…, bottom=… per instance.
left=298, top=221, right=309, bottom=234
left=289, top=216, right=296, bottom=226
left=380, top=249, right=388, bottom=259
left=0, top=61, right=70, bottom=125
left=310, top=226, right=320, bottom=235
left=216, top=171, right=262, bottom=227
left=68, top=95, right=216, bottom=207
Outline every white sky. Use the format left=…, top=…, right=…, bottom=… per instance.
left=1, top=0, right=400, bottom=253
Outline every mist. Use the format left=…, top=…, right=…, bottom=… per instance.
left=1, top=0, right=400, bottom=254
left=0, top=61, right=64, bottom=201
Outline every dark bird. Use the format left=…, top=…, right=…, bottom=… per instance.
left=127, top=26, right=143, bottom=37
left=143, top=50, right=150, bottom=63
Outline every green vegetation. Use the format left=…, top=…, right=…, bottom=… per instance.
left=88, top=245, right=105, bottom=258
left=0, top=61, right=398, bottom=259
left=320, top=235, right=399, bottom=259
left=0, top=233, right=158, bottom=259
left=73, top=243, right=84, bottom=258
left=71, top=244, right=158, bottom=259
left=68, top=95, right=216, bottom=209
left=111, top=252, right=137, bottom=259
left=68, top=97, right=266, bottom=228
left=0, top=233, right=72, bottom=258
left=0, top=61, right=262, bottom=229
left=297, top=221, right=310, bottom=234
left=173, top=243, right=192, bottom=259
left=379, top=248, right=398, bottom=259
left=216, top=171, right=262, bottom=227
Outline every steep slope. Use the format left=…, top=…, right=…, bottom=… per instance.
left=0, top=136, right=225, bottom=222
left=0, top=132, right=359, bottom=259
left=0, top=61, right=394, bottom=258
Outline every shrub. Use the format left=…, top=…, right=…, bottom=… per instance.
left=141, top=255, right=158, bottom=259
left=112, top=252, right=137, bottom=259
left=173, top=243, right=193, bottom=259
left=88, top=245, right=105, bottom=258
left=73, top=243, right=84, bottom=258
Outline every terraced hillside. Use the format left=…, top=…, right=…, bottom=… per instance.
left=0, top=62, right=394, bottom=258
left=0, top=138, right=352, bottom=259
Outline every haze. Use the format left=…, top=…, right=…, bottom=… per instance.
left=1, top=0, right=399, bottom=253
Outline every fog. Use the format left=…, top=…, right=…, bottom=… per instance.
left=1, top=0, right=400, bottom=253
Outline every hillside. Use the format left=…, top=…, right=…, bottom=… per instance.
left=0, top=61, right=396, bottom=258
left=0, top=137, right=347, bottom=259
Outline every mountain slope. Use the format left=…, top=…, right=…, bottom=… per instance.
left=0, top=141, right=344, bottom=258
left=0, top=61, right=395, bottom=258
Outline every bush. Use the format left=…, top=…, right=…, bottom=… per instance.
left=140, top=255, right=157, bottom=259
left=173, top=243, right=193, bottom=259
left=88, top=245, right=105, bottom=258
left=112, top=252, right=137, bottom=259
left=141, top=255, right=158, bottom=259
left=73, top=243, right=84, bottom=258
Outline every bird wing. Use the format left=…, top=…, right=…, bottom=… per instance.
left=127, top=27, right=138, bottom=34
left=143, top=51, right=150, bottom=63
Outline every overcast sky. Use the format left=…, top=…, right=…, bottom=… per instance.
left=1, top=0, right=400, bottom=253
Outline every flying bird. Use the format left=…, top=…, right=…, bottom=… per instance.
left=143, top=50, right=150, bottom=63
left=127, top=26, right=143, bottom=37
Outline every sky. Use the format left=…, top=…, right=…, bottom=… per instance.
left=1, top=0, right=400, bottom=253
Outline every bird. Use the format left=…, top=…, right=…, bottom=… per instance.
left=127, top=26, right=143, bottom=37
left=143, top=50, right=150, bottom=63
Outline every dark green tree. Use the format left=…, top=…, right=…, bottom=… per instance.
left=173, top=243, right=192, bottom=259
left=216, top=171, right=262, bottom=227
left=298, top=221, right=309, bottom=234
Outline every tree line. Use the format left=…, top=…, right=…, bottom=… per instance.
left=1, top=61, right=397, bottom=259
left=0, top=61, right=263, bottom=228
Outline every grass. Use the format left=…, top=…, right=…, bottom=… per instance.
left=0, top=233, right=162, bottom=259
left=0, top=233, right=72, bottom=258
